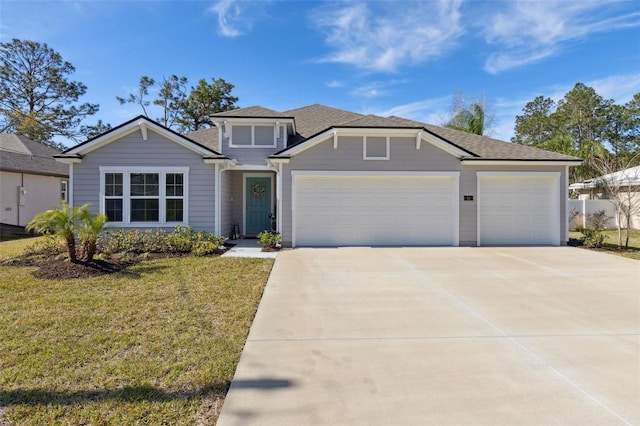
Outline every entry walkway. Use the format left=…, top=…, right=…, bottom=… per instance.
left=221, top=238, right=279, bottom=259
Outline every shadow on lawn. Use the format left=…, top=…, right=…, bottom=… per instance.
left=0, top=379, right=295, bottom=407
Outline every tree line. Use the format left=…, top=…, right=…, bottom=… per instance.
left=2, top=38, right=638, bottom=180
left=0, top=39, right=238, bottom=149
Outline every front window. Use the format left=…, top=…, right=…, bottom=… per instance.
left=100, top=168, right=188, bottom=225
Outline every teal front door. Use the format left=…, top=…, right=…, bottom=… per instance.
left=245, top=176, right=272, bottom=236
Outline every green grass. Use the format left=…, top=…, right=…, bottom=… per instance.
left=569, top=229, right=640, bottom=260
left=0, top=241, right=273, bottom=425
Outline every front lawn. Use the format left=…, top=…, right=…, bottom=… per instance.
left=0, top=239, right=273, bottom=425
left=569, top=229, right=640, bottom=260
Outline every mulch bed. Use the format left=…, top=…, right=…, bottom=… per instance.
left=3, top=248, right=230, bottom=280
left=31, top=258, right=137, bottom=280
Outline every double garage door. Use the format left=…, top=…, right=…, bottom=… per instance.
left=293, top=173, right=459, bottom=247
left=293, top=172, right=560, bottom=247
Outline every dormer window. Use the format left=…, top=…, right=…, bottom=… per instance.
left=229, top=124, right=280, bottom=148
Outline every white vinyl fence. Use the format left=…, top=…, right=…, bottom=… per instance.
left=568, top=199, right=618, bottom=229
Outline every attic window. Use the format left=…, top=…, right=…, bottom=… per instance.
left=363, top=136, right=390, bottom=160
left=229, top=124, right=280, bottom=148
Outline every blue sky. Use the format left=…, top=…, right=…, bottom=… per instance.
left=2, top=0, right=639, bottom=147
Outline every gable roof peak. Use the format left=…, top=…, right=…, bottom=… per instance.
left=210, top=105, right=292, bottom=119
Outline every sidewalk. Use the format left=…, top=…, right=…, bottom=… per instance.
left=221, top=238, right=279, bottom=259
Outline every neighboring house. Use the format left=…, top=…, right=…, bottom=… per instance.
left=55, top=104, right=581, bottom=247
left=0, top=134, right=69, bottom=231
left=569, top=166, right=640, bottom=229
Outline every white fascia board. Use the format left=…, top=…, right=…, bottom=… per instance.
left=463, top=159, right=583, bottom=166
left=420, top=132, right=469, bottom=158
left=267, top=158, right=290, bottom=164
left=292, top=170, right=460, bottom=178
left=65, top=118, right=217, bottom=157
left=210, top=117, right=295, bottom=126
left=54, top=157, right=82, bottom=164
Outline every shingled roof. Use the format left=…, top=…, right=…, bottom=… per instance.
left=201, top=103, right=581, bottom=162
left=0, top=134, right=68, bottom=177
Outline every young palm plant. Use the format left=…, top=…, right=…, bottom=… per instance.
left=78, top=209, right=107, bottom=262
left=26, top=202, right=102, bottom=263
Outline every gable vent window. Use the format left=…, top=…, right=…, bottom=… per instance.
left=100, top=167, right=188, bottom=226
left=229, top=125, right=278, bottom=148
left=363, top=136, right=390, bottom=160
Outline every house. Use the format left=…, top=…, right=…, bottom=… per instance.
left=54, top=104, right=582, bottom=247
left=569, top=166, right=640, bottom=229
left=0, top=134, right=69, bottom=235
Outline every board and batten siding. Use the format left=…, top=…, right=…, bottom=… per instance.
left=72, top=129, right=216, bottom=232
left=280, top=136, right=461, bottom=246
left=219, top=169, right=233, bottom=238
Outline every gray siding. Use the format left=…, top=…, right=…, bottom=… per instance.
left=72, top=128, right=216, bottom=232
left=279, top=135, right=568, bottom=247
left=220, top=169, right=233, bottom=238
left=280, top=136, right=460, bottom=245
left=220, top=124, right=286, bottom=165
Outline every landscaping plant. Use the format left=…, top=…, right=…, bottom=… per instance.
left=257, top=230, right=281, bottom=249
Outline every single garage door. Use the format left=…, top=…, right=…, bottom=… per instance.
left=293, top=172, right=459, bottom=247
left=477, top=172, right=560, bottom=246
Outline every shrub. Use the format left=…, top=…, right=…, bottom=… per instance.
left=257, top=230, right=281, bottom=249
left=98, top=227, right=227, bottom=255
left=579, top=209, right=611, bottom=248
left=192, top=241, right=218, bottom=256
left=581, top=228, right=608, bottom=248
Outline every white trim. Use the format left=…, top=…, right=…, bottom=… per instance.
left=214, top=163, right=220, bottom=235
left=55, top=157, right=82, bottom=164
left=232, top=164, right=273, bottom=171
left=564, top=166, right=569, bottom=244
left=416, top=131, right=422, bottom=150
left=290, top=170, right=460, bottom=248
left=277, top=163, right=283, bottom=233
left=476, top=171, right=561, bottom=246
left=66, top=117, right=217, bottom=157
left=69, top=164, right=74, bottom=206
left=242, top=172, right=275, bottom=236
left=99, top=166, right=189, bottom=227
left=421, top=132, right=469, bottom=157
left=363, top=136, right=390, bottom=160
left=463, top=160, right=582, bottom=166
left=291, top=170, right=459, bottom=178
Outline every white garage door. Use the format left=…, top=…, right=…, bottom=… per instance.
left=478, top=172, right=560, bottom=246
left=293, top=172, right=459, bottom=247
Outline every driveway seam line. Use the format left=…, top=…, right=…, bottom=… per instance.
left=393, top=253, right=633, bottom=426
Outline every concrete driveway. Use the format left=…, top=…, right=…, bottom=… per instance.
left=217, top=247, right=640, bottom=426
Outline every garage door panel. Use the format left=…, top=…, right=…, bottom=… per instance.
left=294, top=175, right=457, bottom=246
left=478, top=175, right=559, bottom=246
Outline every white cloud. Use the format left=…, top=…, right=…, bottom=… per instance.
left=310, top=0, right=464, bottom=72
left=373, top=96, right=453, bottom=124
left=481, top=1, right=640, bottom=73
left=210, top=0, right=249, bottom=37
left=325, top=80, right=345, bottom=89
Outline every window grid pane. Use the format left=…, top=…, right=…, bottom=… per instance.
left=105, top=199, right=123, bottom=222
left=130, top=173, right=159, bottom=196
left=131, top=199, right=159, bottom=222
left=166, top=199, right=184, bottom=222
left=166, top=173, right=184, bottom=197
left=105, top=173, right=123, bottom=197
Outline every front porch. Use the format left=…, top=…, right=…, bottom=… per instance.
left=219, top=169, right=278, bottom=239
